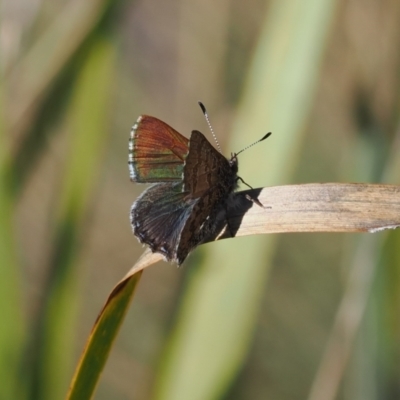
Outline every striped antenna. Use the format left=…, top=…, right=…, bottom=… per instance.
left=198, top=101, right=222, bottom=154
left=235, top=132, right=272, bottom=156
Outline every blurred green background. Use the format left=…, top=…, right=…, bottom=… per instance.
left=1, top=0, right=400, bottom=399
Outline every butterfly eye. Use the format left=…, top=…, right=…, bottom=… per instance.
left=229, top=154, right=238, bottom=167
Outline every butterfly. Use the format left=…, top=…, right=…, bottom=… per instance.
left=128, top=104, right=270, bottom=265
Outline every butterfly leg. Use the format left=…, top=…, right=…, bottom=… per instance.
left=236, top=176, right=253, bottom=190
left=244, top=194, right=269, bottom=209
left=236, top=177, right=268, bottom=209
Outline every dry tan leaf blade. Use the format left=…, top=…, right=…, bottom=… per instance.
left=220, top=183, right=400, bottom=239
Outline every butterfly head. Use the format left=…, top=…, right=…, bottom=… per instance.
left=229, top=153, right=239, bottom=175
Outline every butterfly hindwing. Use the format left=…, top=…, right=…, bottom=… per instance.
left=131, top=182, right=198, bottom=261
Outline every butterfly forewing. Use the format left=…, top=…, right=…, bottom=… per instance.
left=183, top=130, right=234, bottom=198
left=129, top=116, right=189, bottom=183
left=176, top=131, right=238, bottom=264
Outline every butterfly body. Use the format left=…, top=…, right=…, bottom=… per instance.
left=129, top=115, right=238, bottom=265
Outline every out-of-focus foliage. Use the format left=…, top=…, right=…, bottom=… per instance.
left=1, top=0, right=399, bottom=399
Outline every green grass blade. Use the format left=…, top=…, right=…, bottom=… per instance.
left=0, top=90, right=25, bottom=400
left=67, top=271, right=143, bottom=400
left=29, top=37, right=116, bottom=400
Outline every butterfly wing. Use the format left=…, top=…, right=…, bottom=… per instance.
left=129, top=116, right=189, bottom=183
left=183, top=130, right=234, bottom=197
left=131, top=182, right=198, bottom=262
left=176, top=130, right=238, bottom=264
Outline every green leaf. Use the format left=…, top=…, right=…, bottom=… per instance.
left=67, top=271, right=143, bottom=400
left=30, top=37, right=116, bottom=400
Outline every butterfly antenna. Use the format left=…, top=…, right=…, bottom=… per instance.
left=198, top=101, right=222, bottom=154
left=235, top=132, right=272, bottom=156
